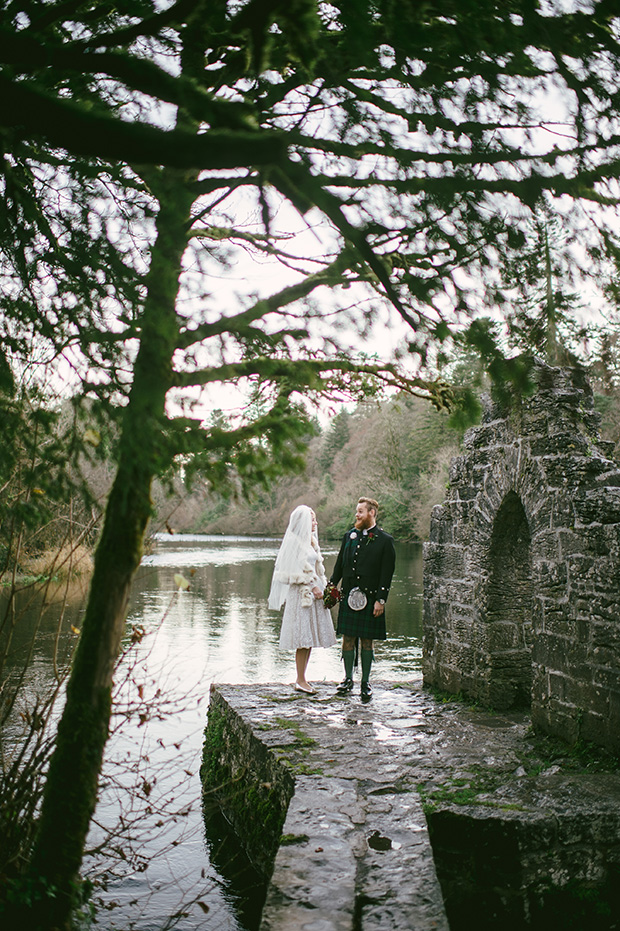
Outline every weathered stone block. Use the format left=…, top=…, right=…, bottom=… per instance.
left=562, top=677, right=607, bottom=717
left=486, top=622, right=527, bottom=652
left=574, top=487, right=620, bottom=525
left=202, top=687, right=295, bottom=877
left=448, top=456, right=467, bottom=485
left=438, top=640, right=475, bottom=673
left=440, top=499, right=477, bottom=526
left=541, top=610, right=578, bottom=641
left=434, top=578, right=475, bottom=611
left=579, top=708, right=609, bottom=748
left=590, top=619, right=620, bottom=654
left=547, top=671, right=568, bottom=700
left=596, top=439, right=617, bottom=459
left=542, top=454, right=610, bottom=489
left=428, top=508, right=453, bottom=545
left=486, top=674, right=531, bottom=711
left=528, top=434, right=590, bottom=458
left=452, top=615, right=475, bottom=640
left=536, top=558, right=568, bottom=589
left=455, top=484, right=479, bottom=502
left=532, top=699, right=580, bottom=745
left=591, top=664, right=620, bottom=693
left=522, top=489, right=556, bottom=535
left=424, top=543, right=466, bottom=580
left=530, top=528, right=562, bottom=560
left=536, top=635, right=589, bottom=680
left=606, top=688, right=620, bottom=730
left=462, top=421, right=513, bottom=451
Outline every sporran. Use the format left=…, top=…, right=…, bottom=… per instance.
left=347, top=587, right=368, bottom=611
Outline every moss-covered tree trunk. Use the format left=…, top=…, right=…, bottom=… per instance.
left=25, top=167, right=196, bottom=930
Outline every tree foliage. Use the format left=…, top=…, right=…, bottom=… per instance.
left=4, top=0, right=620, bottom=416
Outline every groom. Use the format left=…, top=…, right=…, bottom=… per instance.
left=329, top=497, right=396, bottom=701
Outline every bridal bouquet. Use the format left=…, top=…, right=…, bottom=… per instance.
left=323, top=583, right=341, bottom=609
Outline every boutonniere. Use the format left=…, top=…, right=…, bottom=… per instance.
left=366, top=532, right=376, bottom=542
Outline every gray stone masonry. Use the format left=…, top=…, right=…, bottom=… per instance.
left=207, top=681, right=449, bottom=931
left=424, top=362, right=620, bottom=753
left=204, top=680, right=620, bottom=930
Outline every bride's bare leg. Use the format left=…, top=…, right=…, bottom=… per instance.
left=295, top=648, right=312, bottom=688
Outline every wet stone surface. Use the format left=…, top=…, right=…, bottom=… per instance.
left=207, top=680, right=620, bottom=930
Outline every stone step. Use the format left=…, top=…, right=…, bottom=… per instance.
left=205, top=682, right=450, bottom=931
left=203, top=681, right=620, bottom=930
left=262, top=775, right=449, bottom=931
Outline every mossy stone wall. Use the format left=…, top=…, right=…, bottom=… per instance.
left=424, top=362, right=620, bottom=753
left=201, top=686, right=295, bottom=879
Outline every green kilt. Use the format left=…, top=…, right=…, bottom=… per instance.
left=336, top=597, right=386, bottom=640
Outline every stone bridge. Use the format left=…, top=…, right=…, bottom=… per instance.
left=424, top=362, right=620, bottom=753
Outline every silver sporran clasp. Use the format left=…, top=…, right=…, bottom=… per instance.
left=347, top=587, right=367, bottom=611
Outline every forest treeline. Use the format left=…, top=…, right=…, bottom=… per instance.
left=151, top=377, right=620, bottom=543
left=154, top=394, right=463, bottom=542
left=5, top=363, right=620, bottom=579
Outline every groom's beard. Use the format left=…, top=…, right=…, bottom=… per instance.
left=355, top=515, right=373, bottom=530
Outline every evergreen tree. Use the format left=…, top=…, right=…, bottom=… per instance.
left=319, top=412, right=351, bottom=472
left=500, top=208, right=588, bottom=365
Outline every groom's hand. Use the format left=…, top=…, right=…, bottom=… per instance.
left=373, top=601, right=385, bottom=617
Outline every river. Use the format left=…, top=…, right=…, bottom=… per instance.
left=1, top=534, right=424, bottom=930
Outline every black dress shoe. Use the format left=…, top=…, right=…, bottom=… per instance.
left=336, top=677, right=354, bottom=694
left=361, top=681, right=372, bottom=702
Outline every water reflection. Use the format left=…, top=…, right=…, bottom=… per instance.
left=136, top=534, right=423, bottom=685
left=1, top=535, right=423, bottom=930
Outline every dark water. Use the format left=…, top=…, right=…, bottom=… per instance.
left=1, top=535, right=423, bottom=930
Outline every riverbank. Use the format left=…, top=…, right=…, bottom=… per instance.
left=204, top=681, right=620, bottom=930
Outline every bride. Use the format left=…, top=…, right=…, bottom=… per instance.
left=268, top=505, right=336, bottom=693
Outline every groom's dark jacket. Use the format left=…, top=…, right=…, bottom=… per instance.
left=330, top=525, right=396, bottom=603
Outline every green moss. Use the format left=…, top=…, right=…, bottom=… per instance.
left=265, top=718, right=322, bottom=774
left=201, top=696, right=296, bottom=878
left=280, top=833, right=309, bottom=846
left=200, top=702, right=228, bottom=789
left=519, top=729, right=620, bottom=776
left=289, top=762, right=323, bottom=775
left=245, top=785, right=284, bottom=843
left=425, top=685, right=478, bottom=708
left=273, top=717, right=316, bottom=747
left=418, top=720, right=620, bottom=816
left=418, top=763, right=507, bottom=813
left=533, top=879, right=615, bottom=925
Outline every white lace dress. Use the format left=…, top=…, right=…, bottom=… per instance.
left=278, top=549, right=337, bottom=651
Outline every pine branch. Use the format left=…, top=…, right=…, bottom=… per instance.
left=0, top=75, right=286, bottom=168
left=176, top=252, right=357, bottom=350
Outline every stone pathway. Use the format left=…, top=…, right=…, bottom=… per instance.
left=208, top=680, right=620, bottom=931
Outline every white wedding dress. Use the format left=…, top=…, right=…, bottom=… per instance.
left=278, top=549, right=337, bottom=650
left=268, top=505, right=337, bottom=651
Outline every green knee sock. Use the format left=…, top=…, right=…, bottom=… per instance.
left=361, top=648, right=373, bottom=683
left=343, top=649, right=355, bottom=679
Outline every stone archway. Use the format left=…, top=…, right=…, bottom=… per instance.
left=484, top=491, right=533, bottom=710
left=423, top=362, right=620, bottom=753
